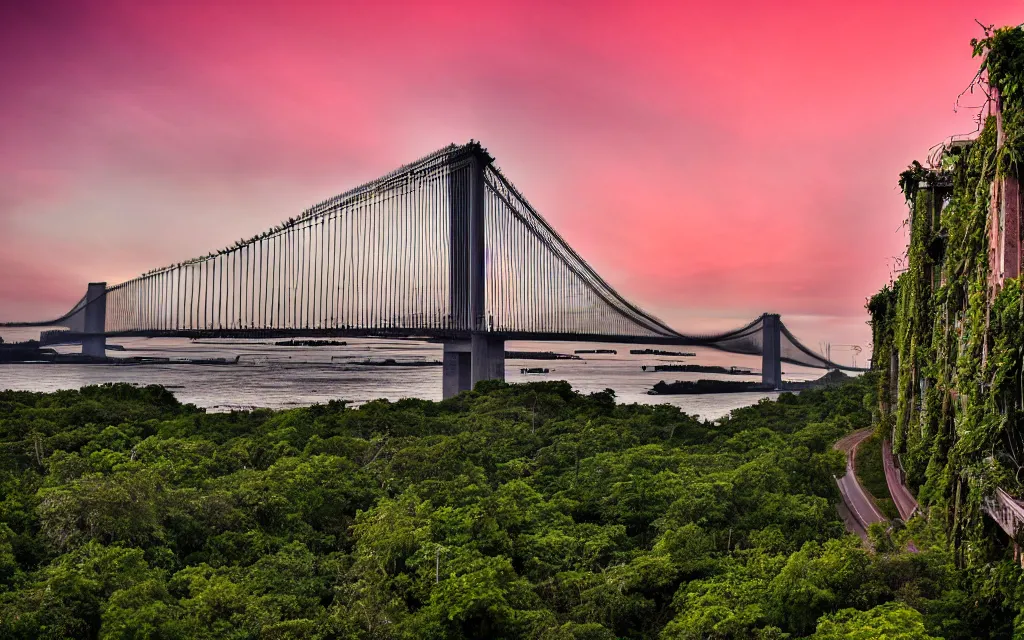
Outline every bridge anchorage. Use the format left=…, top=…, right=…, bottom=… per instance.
left=4, top=142, right=862, bottom=398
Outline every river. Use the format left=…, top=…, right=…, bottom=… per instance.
left=0, top=328, right=823, bottom=421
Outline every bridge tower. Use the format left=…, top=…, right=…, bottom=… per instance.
left=443, top=146, right=505, bottom=398
left=761, top=313, right=782, bottom=389
left=81, top=282, right=107, bottom=357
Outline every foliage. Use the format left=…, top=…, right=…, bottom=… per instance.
left=0, top=379, right=1009, bottom=637
left=898, top=161, right=933, bottom=207
left=811, top=602, right=940, bottom=639
left=869, top=110, right=998, bottom=512
left=854, top=432, right=899, bottom=521
left=866, top=23, right=1024, bottom=638
left=974, top=27, right=1024, bottom=112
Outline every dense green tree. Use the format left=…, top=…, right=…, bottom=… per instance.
left=0, top=378, right=1014, bottom=638
left=811, top=602, right=940, bottom=639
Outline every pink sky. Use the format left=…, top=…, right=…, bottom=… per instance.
left=2, top=1, right=1020, bottom=359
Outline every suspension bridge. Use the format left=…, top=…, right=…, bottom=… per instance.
left=2, top=142, right=861, bottom=398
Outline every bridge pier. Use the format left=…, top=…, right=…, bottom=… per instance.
left=443, top=143, right=505, bottom=399
left=81, top=282, right=107, bottom=357
left=443, top=341, right=472, bottom=398
left=442, top=336, right=505, bottom=399
left=761, top=313, right=782, bottom=389
left=472, top=334, right=505, bottom=385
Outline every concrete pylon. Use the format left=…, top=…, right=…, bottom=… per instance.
left=442, top=145, right=505, bottom=399
left=471, top=334, right=505, bottom=385
left=442, top=336, right=505, bottom=399
left=761, top=313, right=782, bottom=389
left=82, top=282, right=107, bottom=357
left=442, top=341, right=473, bottom=399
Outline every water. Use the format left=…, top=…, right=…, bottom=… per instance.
left=0, top=329, right=823, bottom=421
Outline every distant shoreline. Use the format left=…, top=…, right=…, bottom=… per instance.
left=649, top=370, right=851, bottom=395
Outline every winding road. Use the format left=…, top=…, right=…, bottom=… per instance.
left=834, top=428, right=886, bottom=543
left=883, top=438, right=919, bottom=520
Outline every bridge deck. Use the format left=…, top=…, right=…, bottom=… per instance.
left=30, top=327, right=867, bottom=371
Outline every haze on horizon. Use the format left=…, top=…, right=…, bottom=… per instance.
left=2, top=0, right=1021, bottom=361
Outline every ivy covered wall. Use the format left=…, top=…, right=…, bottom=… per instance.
left=868, top=27, right=1024, bottom=557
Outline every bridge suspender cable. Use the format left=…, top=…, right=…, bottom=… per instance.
left=0, top=142, right=865, bottom=372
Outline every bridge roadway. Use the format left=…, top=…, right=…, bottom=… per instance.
left=984, top=488, right=1024, bottom=567
left=35, top=327, right=789, bottom=347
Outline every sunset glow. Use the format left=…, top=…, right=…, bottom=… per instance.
left=2, top=0, right=1021, bottom=352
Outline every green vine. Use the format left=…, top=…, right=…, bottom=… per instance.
left=974, top=26, right=1024, bottom=177
left=974, top=26, right=1024, bottom=110
left=863, top=22, right=1024, bottom=626
left=898, top=160, right=934, bottom=206
left=869, top=101, right=1009, bottom=556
